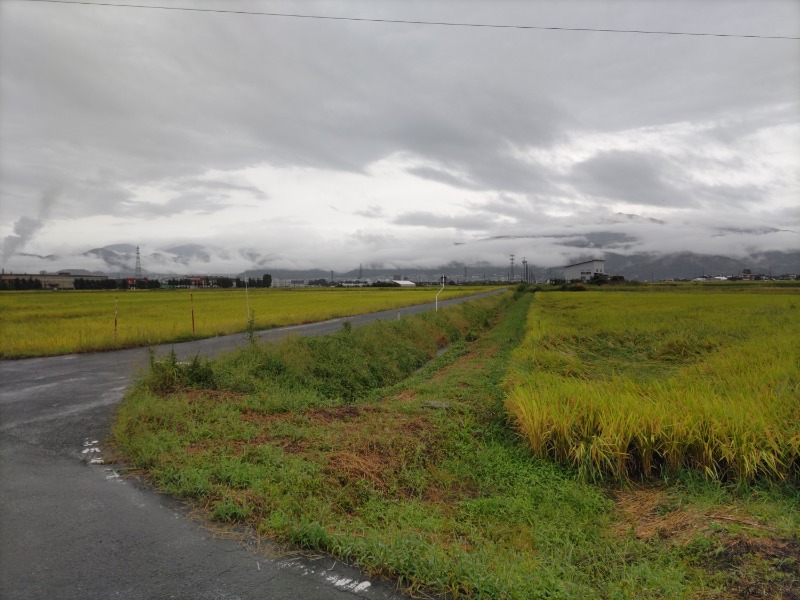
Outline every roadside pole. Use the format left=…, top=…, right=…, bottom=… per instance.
left=435, top=275, right=445, bottom=311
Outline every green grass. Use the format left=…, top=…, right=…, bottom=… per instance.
left=0, top=286, right=500, bottom=357
left=505, top=290, right=800, bottom=483
left=113, top=290, right=799, bottom=598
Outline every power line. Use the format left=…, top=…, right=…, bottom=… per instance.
left=19, top=0, right=800, bottom=41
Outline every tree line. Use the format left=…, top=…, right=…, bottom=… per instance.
left=0, top=277, right=43, bottom=290
left=1, top=274, right=273, bottom=291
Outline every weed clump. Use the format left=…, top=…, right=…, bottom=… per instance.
left=141, top=349, right=215, bottom=394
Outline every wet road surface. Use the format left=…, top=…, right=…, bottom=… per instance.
left=0, top=290, right=503, bottom=599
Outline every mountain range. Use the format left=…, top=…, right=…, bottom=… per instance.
left=7, top=245, right=798, bottom=282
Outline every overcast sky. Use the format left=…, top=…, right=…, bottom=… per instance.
left=1, top=0, right=798, bottom=274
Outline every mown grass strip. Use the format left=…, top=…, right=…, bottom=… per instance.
left=505, top=290, right=800, bottom=483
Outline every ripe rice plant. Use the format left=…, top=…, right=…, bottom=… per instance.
left=505, top=291, right=800, bottom=482
left=0, top=286, right=496, bottom=358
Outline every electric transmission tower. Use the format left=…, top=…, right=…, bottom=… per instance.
left=134, top=246, right=142, bottom=279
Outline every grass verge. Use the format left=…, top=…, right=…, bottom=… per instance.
left=114, top=291, right=799, bottom=598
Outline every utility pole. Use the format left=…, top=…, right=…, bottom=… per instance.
left=522, top=257, right=528, bottom=284
left=510, top=254, right=515, bottom=282
left=464, top=265, right=467, bottom=284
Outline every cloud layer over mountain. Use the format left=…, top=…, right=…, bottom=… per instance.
left=1, top=0, right=798, bottom=273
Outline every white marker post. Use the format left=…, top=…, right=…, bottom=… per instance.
left=435, top=275, right=445, bottom=311
left=245, top=278, right=250, bottom=318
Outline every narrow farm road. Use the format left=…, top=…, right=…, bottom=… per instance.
left=0, top=290, right=503, bottom=600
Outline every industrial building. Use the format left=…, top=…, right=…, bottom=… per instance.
left=563, top=259, right=605, bottom=282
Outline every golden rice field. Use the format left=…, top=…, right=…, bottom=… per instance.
left=505, top=290, right=800, bottom=483
left=0, top=286, right=499, bottom=358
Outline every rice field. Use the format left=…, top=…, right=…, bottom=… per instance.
left=505, top=290, right=800, bottom=482
left=0, top=286, right=498, bottom=358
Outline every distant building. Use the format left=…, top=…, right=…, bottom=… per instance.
left=272, top=278, right=307, bottom=288
left=392, top=280, right=416, bottom=287
left=563, top=259, right=605, bottom=282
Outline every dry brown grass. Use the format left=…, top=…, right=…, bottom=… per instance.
left=613, top=487, right=718, bottom=542
left=612, top=486, right=800, bottom=599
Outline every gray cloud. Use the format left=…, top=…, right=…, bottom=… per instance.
left=407, top=166, right=474, bottom=189
left=353, top=205, right=385, bottom=219
left=612, top=213, right=666, bottom=225
left=1, top=0, right=798, bottom=269
left=571, top=150, right=694, bottom=207
left=394, top=211, right=499, bottom=230
left=171, top=179, right=269, bottom=200
left=1, top=188, right=59, bottom=264
left=713, top=226, right=798, bottom=237
left=118, top=193, right=232, bottom=217
left=2, top=216, right=45, bottom=264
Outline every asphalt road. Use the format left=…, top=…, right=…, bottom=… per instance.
left=0, top=290, right=504, bottom=599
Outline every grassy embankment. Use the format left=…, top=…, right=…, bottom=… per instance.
left=0, top=286, right=497, bottom=358
left=505, top=291, right=800, bottom=483
left=115, top=289, right=799, bottom=598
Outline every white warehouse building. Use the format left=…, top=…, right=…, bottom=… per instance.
left=563, top=259, right=605, bottom=282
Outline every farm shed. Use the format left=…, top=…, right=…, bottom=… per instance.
left=563, top=259, right=605, bottom=282
left=392, top=280, right=416, bottom=287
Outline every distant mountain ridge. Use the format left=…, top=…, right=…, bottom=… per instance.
left=247, top=250, right=799, bottom=282
left=5, top=244, right=798, bottom=281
